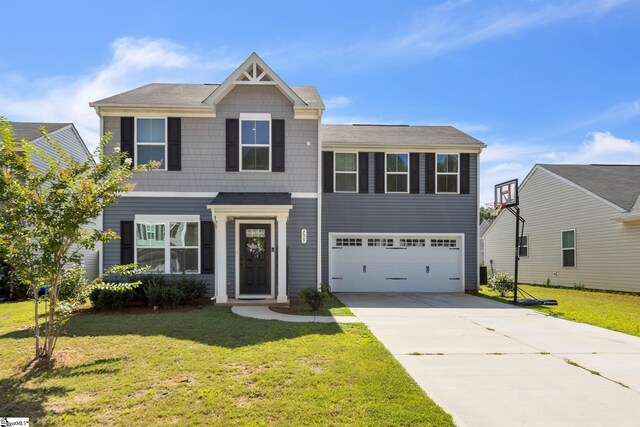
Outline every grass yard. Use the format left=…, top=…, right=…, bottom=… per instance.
left=273, top=294, right=354, bottom=317
left=480, top=284, right=640, bottom=337
left=0, top=301, right=451, bottom=426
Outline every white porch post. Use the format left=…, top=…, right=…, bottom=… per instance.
left=214, top=214, right=228, bottom=304
left=276, top=213, right=289, bottom=303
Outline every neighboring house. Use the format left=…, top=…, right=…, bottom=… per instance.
left=7, top=122, right=100, bottom=281
left=484, top=164, right=640, bottom=293
left=89, top=53, right=486, bottom=303
left=479, top=219, right=493, bottom=266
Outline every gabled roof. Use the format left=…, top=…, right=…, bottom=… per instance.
left=11, top=122, right=70, bottom=142
left=322, top=124, right=486, bottom=150
left=479, top=219, right=493, bottom=237
left=538, top=164, right=640, bottom=212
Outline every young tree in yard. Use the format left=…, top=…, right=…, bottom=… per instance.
left=0, top=117, right=154, bottom=360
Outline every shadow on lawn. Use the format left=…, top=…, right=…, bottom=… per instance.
left=0, top=358, right=122, bottom=419
left=0, top=306, right=343, bottom=349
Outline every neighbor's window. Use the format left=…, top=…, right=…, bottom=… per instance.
left=561, top=230, right=576, bottom=267
left=240, top=115, right=270, bottom=171
left=335, top=153, right=358, bottom=192
left=136, top=118, right=166, bottom=169
left=436, top=154, right=459, bottom=193
left=386, top=153, right=409, bottom=193
left=136, top=220, right=199, bottom=274
left=519, top=235, right=528, bottom=257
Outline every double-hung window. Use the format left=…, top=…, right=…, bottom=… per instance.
left=386, top=153, right=409, bottom=193
left=240, top=113, right=270, bottom=171
left=136, top=216, right=200, bottom=274
left=436, top=154, right=459, bottom=193
left=519, top=235, right=529, bottom=257
left=136, top=118, right=166, bottom=169
left=334, top=152, right=358, bottom=192
left=561, top=230, right=576, bottom=267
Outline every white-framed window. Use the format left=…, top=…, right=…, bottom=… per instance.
left=436, top=153, right=459, bottom=193
left=519, top=235, right=529, bottom=257
left=334, top=152, right=358, bottom=192
left=335, top=238, right=362, bottom=247
left=135, top=215, right=200, bottom=274
left=368, top=238, right=394, bottom=247
left=561, top=229, right=576, bottom=268
left=400, top=238, right=425, bottom=247
left=431, top=239, right=457, bottom=248
left=386, top=153, right=409, bottom=193
left=240, top=113, right=271, bottom=171
left=136, top=118, right=167, bottom=170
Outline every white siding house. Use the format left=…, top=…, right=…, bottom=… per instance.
left=484, top=164, right=640, bottom=293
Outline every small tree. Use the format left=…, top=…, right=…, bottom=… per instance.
left=0, top=117, right=154, bottom=360
left=488, top=271, right=515, bottom=297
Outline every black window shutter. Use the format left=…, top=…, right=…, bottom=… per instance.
left=120, top=221, right=134, bottom=265
left=410, top=153, right=420, bottom=194
left=167, top=117, right=181, bottom=171
left=425, top=153, right=436, bottom=194
left=460, top=153, right=470, bottom=194
left=120, top=117, right=134, bottom=166
left=322, top=151, right=334, bottom=193
left=272, top=119, right=285, bottom=172
left=374, top=152, right=385, bottom=194
left=201, top=221, right=214, bottom=274
left=226, top=118, right=239, bottom=172
left=358, top=152, right=369, bottom=194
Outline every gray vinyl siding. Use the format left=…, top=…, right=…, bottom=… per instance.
left=103, top=85, right=318, bottom=193
left=322, top=153, right=479, bottom=290
left=484, top=168, right=640, bottom=293
left=102, top=197, right=317, bottom=298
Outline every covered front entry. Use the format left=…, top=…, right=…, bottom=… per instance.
left=207, top=192, right=292, bottom=304
left=329, top=233, right=465, bottom=292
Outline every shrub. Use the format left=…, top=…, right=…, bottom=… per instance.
left=89, top=287, right=137, bottom=309
left=144, top=276, right=183, bottom=308
left=299, top=286, right=328, bottom=311
left=488, top=271, right=514, bottom=297
left=169, top=274, right=207, bottom=304
left=58, top=264, right=87, bottom=302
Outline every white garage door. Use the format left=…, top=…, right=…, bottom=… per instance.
left=329, top=234, right=464, bottom=292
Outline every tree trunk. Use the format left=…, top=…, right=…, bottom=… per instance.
left=33, top=288, right=41, bottom=359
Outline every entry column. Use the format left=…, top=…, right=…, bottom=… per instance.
left=214, top=213, right=228, bottom=304
left=276, top=213, right=289, bottom=303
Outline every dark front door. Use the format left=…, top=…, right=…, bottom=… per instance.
left=239, top=224, right=271, bottom=295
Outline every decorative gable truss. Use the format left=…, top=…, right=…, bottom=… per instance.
left=204, top=53, right=321, bottom=119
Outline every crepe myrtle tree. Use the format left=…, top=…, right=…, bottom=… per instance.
left=0, top=117, right=156, bottom=360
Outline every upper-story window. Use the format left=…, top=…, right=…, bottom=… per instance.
left=386, top=153, right=409, bottom=193
left=436, top=153, right=459, bottom=193
left=240, top=113, right=270, bottom=171
left=335, top=152, right=358, bottom=192
left=136, top=118, right=166, bottom=170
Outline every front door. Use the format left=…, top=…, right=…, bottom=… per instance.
left=239, top=224, right=271, bottom=295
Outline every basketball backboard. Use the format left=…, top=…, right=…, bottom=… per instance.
left=494, top=179, right=518, bottom=208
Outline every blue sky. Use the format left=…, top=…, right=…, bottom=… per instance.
left=2, top=0, right=639, bottom=204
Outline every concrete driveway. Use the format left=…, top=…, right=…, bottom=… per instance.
left=337, top=293, right=640, bottom=427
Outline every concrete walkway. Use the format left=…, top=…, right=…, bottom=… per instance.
left=338, top=292, right=640, bottom=427
left=231, top=305, right=362, bottom=323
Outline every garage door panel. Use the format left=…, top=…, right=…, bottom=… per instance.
left=330, top=234, right=462, bottom=293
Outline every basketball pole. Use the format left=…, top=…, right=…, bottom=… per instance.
left=514, top=206, right=520, bottom=303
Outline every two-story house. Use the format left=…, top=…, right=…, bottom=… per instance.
left=90, top=53, right=485, bottom=304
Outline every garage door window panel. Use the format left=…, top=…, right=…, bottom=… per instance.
left=386, top=153, right=409, bottom=193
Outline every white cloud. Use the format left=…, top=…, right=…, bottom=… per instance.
left=324, top=95, right=352, bottom=109
left=0, top=37, right=238, bottom=150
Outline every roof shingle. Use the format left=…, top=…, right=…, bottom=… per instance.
left=11, top=122, right=70, bottom=142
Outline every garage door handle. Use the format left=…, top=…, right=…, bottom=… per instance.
left=426, top=266, right=430, bottom=273
left=363, top=265, right=366, bottom=273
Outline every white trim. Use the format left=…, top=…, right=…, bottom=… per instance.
left=133, top=215, right=201, bottom=275
left=384, top=153, right=410, bottom=193
left=292, top=192, right=318, bottom=199
left=322, top=144, right=484, bottom=153
left=317, top=115, right=323, bottom=286
left=207, top=205, right=293, bottom=217
left=239, top=113, right=272, bottom=172
left=123, top=192, right=219, bottom=198
left=328, top=232, right=466, bottom=292
left=235, top=220, right=276, bottom=299
left=435, top=153, right=460, bottom=194
left=561, top=229, right=577, bottom=268
left=476, top=154, right=480, bottom=287
left=135, top=117, right=168, bottom=171
left=333, top=151, right=358, bottom=193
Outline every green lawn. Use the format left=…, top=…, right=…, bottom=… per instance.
left=479, top=284, right=640, bottom=337
left=275, top=294, right=354, bottom=317
left=0, top=301, right=451, bottom=426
